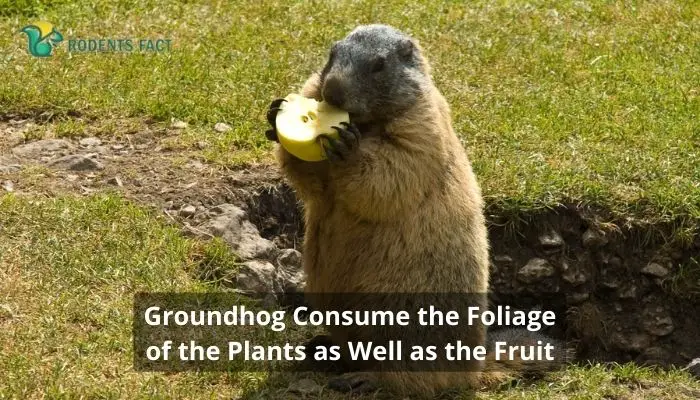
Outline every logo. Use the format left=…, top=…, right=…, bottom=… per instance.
left=21, top=21, right=63, bottom=57
left=19, top=21, right=172, bottom=57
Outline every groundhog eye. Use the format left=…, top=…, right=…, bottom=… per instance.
left=371, top=57, right=385, bottom=73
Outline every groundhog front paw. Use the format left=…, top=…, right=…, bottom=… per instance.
left=327, top=372, right=378, bottom=394
left=317, top=122, right=360, bottom=162
left=264, top=98, right=286, bottom=142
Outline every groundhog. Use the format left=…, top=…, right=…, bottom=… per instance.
left=265, top=24, right=564, bottom=397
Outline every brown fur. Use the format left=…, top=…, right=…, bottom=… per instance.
left=276, top=49, right=523, bottom=397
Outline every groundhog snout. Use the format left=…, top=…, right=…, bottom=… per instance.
left=322, top=76, right=346, bottom=108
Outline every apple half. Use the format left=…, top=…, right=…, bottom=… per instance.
left=275, top=94, right=349, bottom=162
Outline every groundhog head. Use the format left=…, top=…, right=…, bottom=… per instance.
left=319, top=24, right=430, bottom=124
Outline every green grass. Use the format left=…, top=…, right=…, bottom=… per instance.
left=0, top=194, right=247, bottom=398
left=2, top=2, right=699, bottom=397
left=1, top=0, right=699, bottom=224
left=1, top=193, right=698, bottom=399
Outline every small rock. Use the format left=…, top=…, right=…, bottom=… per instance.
left=233, top=260, right=276, bottom=295
left=12, top=139, right=73, bottom=157
left=582, top=228, right=608, bottom=248
left=642, top=307, right=674, bottom=337
left=275, top=249, right=305, bottom=294
left=288, top=378, right=322, bottom=395
left=2, top=181, right=13, bottom=192
left=49, top=154, right=103, bottom=171
left=493, top=255, right=514, bottom=265
left=276, top=248, right=302, bottom=271
left=106, top=176, right=123, bottom=187
left=618, top=284, right=638, bottom=299
left=630, top=333, right=653, bottom=352
left=196, top=141, right=209, bottom=150
left=111, top=144, right=125, bottom=150
left=171, top=120, right=187, bottom=129
left=641, top=262, right=669, bottom=278
left=538, top=230, right=564, bottom=249
left=214, top=122, right=232, bottom=133
left=180, top=205, right=197, bottom=218
left=79, top=137, right=102, bottom=147
left=65, top=174, right=79, bottom=182
left=517, top=258, right=556, bottom=284
left=562, top=268, right=587, bottom=286
left=93, top=145, right=109, bottom=154
left=567, top=292, right=590, bottom=304
left=199, top=204, right=278, bottom=260
left=643, top=315, right=674, bottom=337
left=611, top=332, right=651, bottom=352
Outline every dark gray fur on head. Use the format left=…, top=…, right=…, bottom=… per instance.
left=319, top=24, right=428, bottom=124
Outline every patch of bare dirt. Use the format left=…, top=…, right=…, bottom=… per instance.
left=0, top=116, right=289, bottom=231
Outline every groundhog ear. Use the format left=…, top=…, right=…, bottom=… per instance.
left=398, top=39, right=414, bottom=59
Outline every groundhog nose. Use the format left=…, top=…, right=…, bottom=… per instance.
left=322, top=77, right=345, bottom=107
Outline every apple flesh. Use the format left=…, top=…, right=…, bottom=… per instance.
left=275, top=94, right=349, bottom=162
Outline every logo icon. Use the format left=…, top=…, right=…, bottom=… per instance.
left=21, top=21, right=63, bottom=57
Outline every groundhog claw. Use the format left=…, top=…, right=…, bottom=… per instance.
left=319, top=122, right=360, bottom=162
left=335, top=121, right=360, bottom=149
left=265, top=98, right=286, bottom=142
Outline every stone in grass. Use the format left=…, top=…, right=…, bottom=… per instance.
left=274, top=248, right=305, bottom=294
left=199, top=204, right=277, bottom=261
left=214, top=122, right=232, bottom=133
left=232, top=260, right=277, bottom=295
left=12, top=139, right=73, bottom=157
left=171, top=120, right=187, bottom=129
left=79, top=137, right=102, bottom=147
left=179, top=204, right=197, bottom=218
left=49, top=154, right=104, bottom=171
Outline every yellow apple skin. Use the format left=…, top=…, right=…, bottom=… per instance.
left=276, top=94, right=349, bottom=162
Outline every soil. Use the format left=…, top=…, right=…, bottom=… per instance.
left=2, top=116, right=698, bottom=370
